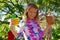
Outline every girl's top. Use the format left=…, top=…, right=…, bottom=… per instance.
left=17, top=18, right=44, bottom=40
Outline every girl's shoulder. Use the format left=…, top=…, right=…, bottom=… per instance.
left=20, top=19, right=24, bottom=23
left=19, top=19, right=27, bottom=27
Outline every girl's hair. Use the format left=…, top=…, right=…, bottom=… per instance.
left=24, top=3, right=39, bottom=22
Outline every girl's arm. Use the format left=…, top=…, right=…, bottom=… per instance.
left=9, top=19, right=18, bottom=38
left=44, top=24, right=51, bottom=36
left=39, top=14, right=51, bottom=36
left=9, top=19, right=24, bottom=38
left=10, top=27, right=18, bottom=38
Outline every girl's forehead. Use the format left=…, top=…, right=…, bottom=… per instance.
left=29, top=8, right=38, bottom=12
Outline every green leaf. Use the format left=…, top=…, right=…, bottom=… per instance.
left=10, top=14, right=16, bottom=18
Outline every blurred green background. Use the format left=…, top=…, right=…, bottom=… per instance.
left=0, top=0, right=60, bottom=40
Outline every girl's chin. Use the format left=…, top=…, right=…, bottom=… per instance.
left=28, top=17, right=35, bottom=20
left=30, top=18, right=35, bottom=20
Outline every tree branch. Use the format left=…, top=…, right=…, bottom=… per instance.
left=0, top=20, right=10, bottom=24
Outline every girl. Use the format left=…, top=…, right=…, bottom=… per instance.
left=10, top=3, right=51, bottom=40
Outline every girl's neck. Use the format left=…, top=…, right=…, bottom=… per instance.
left=27, top=17, right=35, bottom=20
left=26, top=18, right=39, bottom=24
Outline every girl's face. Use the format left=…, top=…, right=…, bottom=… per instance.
left=28, top=8, right=37, bottom=19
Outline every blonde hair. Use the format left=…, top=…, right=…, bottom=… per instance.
left=23, top=3, right=39, bottom=22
